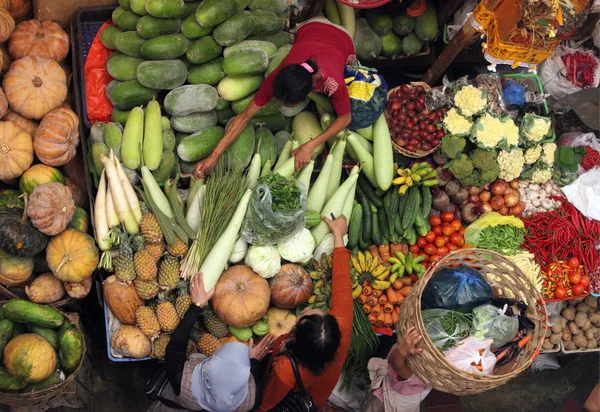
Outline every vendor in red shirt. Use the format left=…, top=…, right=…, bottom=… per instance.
left=194, top=19, right=356, bottom=177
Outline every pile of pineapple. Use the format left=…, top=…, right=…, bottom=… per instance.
left=113, top=207, right=238, bottom=359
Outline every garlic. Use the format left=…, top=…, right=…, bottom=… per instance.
left=530, top=184, right=540, bottom=191
left=532, top=199, right=541, bottom=207
left=544, top=182, right=553, bottom=192
left=539, top=189, right=547, bottom=198
left=541, top=198, right=554, bottom=210
left=528, top=191, right=539, bottom=200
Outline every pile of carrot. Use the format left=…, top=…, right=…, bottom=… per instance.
left=357, top=277, right=412, bottom=328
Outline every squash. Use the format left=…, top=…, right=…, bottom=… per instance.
left=19, top=164, right=65, bottom=195
left=266, top=307, right=296, bottom=338
left=0, top=45, right=11, bottom=77
left=64, top=178, right=86, bottom=208
left=4, top=333, right=56, bottom=383
left=7, top=0, right=31, bottom=23
left=27, top=182, right=75, bottom=236
left=67, top=207, right=89, bottom=232
left=2, top=109, right=37, bottom=136
left=0, top=0, right=9, bottom=12
left=212, top=265, right=270, bottom=328
left=0, top=248, right=33, bottom=286
left=269, top=264, right=312, bottom=309
left=0, top=9, right=15, bottom=42
left=0, top=206, right=48, bottom=257
left=0, top=87, right=7, bottom=119
left=111, top=325, right=151, bottom=359
left=63, top=276, right=92, bottom=299
left=3, top=55, right=67, bottom=120
left=25, top=272, right=64, bottom=303
left=46, top=228, right=98, bottom=282
left=8, top=19, right=69, bottom=61
left=103, top=275, right=144, bottom=325
left=0, top=120, right=32, bottom=182
left=34, top=107, right=79, bottom=166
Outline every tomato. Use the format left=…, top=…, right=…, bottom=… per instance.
left=447, top=244, right=458, bottom=251
left=458, top=227, right=466, bottom=236
left=567, top=257, right=580, bottom=269
left=430, top=255, right=442, bottom=263
left=434, top=236, right=446, bottom=248
left=441, top=212, right=454, bottom=222
left=422, top=261, right=430, bottom=270
left=442, top=235, right=450, bottom=244
left=436, top=246, right=449, bottom=255
left=450, top=232, right=462, bottom=245
left=410, top=274, right=419, bottom=283
left=425, top=231, right=436, bottom=242
left=433, top=226, right=443, bottom=236
left=580, top=275, right=590, bottom=288
left=572, top=283, right=585, bottom=296
left=461, top=243, right=471, bottom=249
left=417, top=237, right=428, bottom=248
left=450, top=220, right=462, bottom=231
left=409, top=244, right=420, bottom=254
left=429, top=216, right=442, bottom=226
left=568, top=272, right=581, bottom=285
left=424, top=243, right=437, bottom=255
left=458, top=237, right=465, bottom=246
left=554, top=286, right=567, bottom=299
left=442, top=224, right=455, bottom=236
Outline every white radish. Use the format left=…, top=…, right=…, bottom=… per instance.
left=94, top=171, right=112, bottom=251
left=112, top=151, right=142, bottom=223
left=186, top=185, right=205, bottom=234
left=105, top=189, right=120, bottom=228
left=100, top=154, right=139, bottom=235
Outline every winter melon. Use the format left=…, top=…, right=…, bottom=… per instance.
left=195, top=0, right=237, bottom=28
left=222, top=122, right=255, bottom=168
left=392, top=12, right=414, bottom=36
left=353, top=19, right=381, bottom=60
left=187, top=58, right=225, bottom=85
left=402, top=33, right=424, bottom=56
left=265, top=44, right=292, bottom=77
left=164, top=84, right=219, bottom=115
left=365, top=10, right=392, bottom=35
left=186, top=36, right=222, bottom=64
left=212, top=11, right=255, bottom=47
left=292, top=112, right=324, bottom=156
left=414, top=2, right=438, bottom=41
left=223, top=49, right=269, bottom=76
left=248, top=0, right=287, bottom=14
left=170, top=111, right=218, bottom=133
left=380, top=31, right=402, bottom=57
left=249, top=9, right=284, bottom=35
left=136, top=60, right=188, bottom=89
left=107, top=53, right=145, bottom=81
left=177, top=126, right=225, bottom=161
left=100, top=26, right=123, bottom=50
left=247, top=31, right=292, bottom=48
left=218, top=75, right=263, bottom=101
left=181, top=14, right=212, bottom=39
left=223, top=40, right=278, bottom=58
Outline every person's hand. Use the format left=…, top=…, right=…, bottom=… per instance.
left=398, top=327, right=423, bottom=357
left=190, top=272, right=214, bottom=307
left=193, top=153, right=219, bottom=179
left=249, top=334, right=275, bottom=360
left=291, top=143, right=313, bottom=171
left=322, top=215, right=348, bottom=238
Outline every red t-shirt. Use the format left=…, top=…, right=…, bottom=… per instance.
left=253, top=22, right=355, bottom=116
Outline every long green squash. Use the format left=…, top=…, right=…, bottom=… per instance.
left=247, top=153, right=261, bottom=189
left=296, top=160, right=315, bottom=193
left=143, top=100, right=163, bottom=170
left=325, top=137, right=346, bottom=203
left=336, top=1, right=355, bottom=38
left=341, top=166, right=360, bottom=225
left=121, top=107, right=144, bottom=169
left=347, top=131, right=377, bottom=187
left=372, top=114, right=393, bottom=191
left=306, top=153, right=333, bottom=213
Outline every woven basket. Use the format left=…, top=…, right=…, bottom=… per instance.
left=397, top=248, right=547, bottom=396
left=0, top=308, right=87, bottom=406
left=387, top=82, right=440, bottom=159
left=0, top=284, right=76, bottom=308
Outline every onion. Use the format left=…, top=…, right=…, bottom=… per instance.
left=468, top=186, right=482, bottom=196
left=504, top=192, right=519, bottom=207
left=469, top=195, right=480, bottom=204
left=479, top=191, right=491, bottom=202
left=481, top=202, right=493, bottom=213
left=499, top=205, right=509, bottom=215
left=509, top=180, right=520, bottom=190
left=509, top=201, right=525, bottom=216
left=490, top=181, right=507, bottom=196
left=490, top=195, right=505, bottom=211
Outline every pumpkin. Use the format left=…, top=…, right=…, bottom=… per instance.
left=270, top=264, right=313, bottom=309
left=27, top=182, right=75, bottom=236
left=34, top=107, right=79, bottom=166
left=46, top=228, right=98, bottom=282
left=67, top=207, right=89, bottom=232
left=3, top=109, right=38, bottom=136
left=3, top=55, right=67, bottom=120
left=266, top=307, right=297, bottom=338
left=0, top=0, right=9, bottom=11
left=65, top=178, right=86, bottom=207
left=7, top=0, right=31, bottom=23
left=19, top=163, right=65, bottom=194
left=0, top=45, right=11, bottom=76
left=8, top=20, right=69, bottom=62
left=0, top=87, right=7, bottom=118
left=0, top=120, right=32, bottom=181
left=4, top=334, right=57, bottom=383
left=0, top=248, right=33, bottom=285
left=25, top=272, right=64, bottom=303
left=111, top=326, right=152, bottom=359
left=212, top=265, right=271, bottom=328
left=0, top=9, right=14, bottom=42
left=103, top=276, right=144, bottom=325
left=63, top=276, right=92, bottom=299
left=0, top=206, right=48, bottom=257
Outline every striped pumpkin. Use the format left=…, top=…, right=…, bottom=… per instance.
left=19, top=163, right=65, bottom=194
left=34, top=107, right=79, bottom=166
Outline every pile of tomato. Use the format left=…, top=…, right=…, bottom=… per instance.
left=543, top=257, right=590, bottom=300
left=409, top=211, right=469, bottom=269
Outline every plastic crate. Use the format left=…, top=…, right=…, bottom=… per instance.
left=103, top=295, right=152, bottom=362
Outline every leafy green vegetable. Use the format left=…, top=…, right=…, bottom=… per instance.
left=423, top=309, right=472, bottom=351
left=476, top=225, right=525, bottom=255
left=555, top=146, right=586, bottom=173
left=258, top=174, right=301, bottom=211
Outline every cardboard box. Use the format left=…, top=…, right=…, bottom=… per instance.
left=34, top=0, right=117, bottom=29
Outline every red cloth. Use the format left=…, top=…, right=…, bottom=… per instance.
left=253, top=22, right=355, bottom=116
left=257, top=247, right=354, bottom=411
left=84, top=21, right=114, bottom=125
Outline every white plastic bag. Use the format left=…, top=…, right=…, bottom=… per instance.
left=444, top=337, right=496, bottom=375
left=561, top=167, right=600, bottom=221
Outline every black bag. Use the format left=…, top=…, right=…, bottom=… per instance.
left=269, top=352, right=318, bottom=412
left=144, top=367, right=187, bottom=410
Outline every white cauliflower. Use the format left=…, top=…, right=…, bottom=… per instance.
left=501, top=118, right=520, bottom=147
left=443, top=108, right=473, bottom=136
left=541, top=142, right=557, bottom=166
left=498, top=149, right=525, bottom=182
left=522, top=115, right=551, bottom=143
left=531, top=168, right=553, bottom=184
left=524, top=146, right=542, bottom=165
left=472, top=113, right=503, bottom=149
left=454, top=85, right=487, bottom=117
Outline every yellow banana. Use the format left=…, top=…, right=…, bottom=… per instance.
left=351, top=257, right=362, bottom=273
left=405, top=176, right=413, bottom=186
left=372, top=280, right=392, bottom=290
left=365, top=253, right=373, bottom=271
left=372, top=265, right=386, bottom=277
left=358, top=251, right=366, bottom=271
left=370, top=257, right=380, bottom=272
left=398, top=184, right=409, bottom=195
left=376, top=270, right=390, bottom=280
left=392, top=176, right=407, bottom=185
left=352, top=285, right=363, bottom=299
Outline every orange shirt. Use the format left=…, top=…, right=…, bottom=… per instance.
left=257, top=247, right=353, bottom=411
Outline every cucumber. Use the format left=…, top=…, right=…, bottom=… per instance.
left=170, top=111, right=218, bottom=133
left=187, top=58, right=225, bottom=85
left=421, top=186, right=432, bottom=218
left=216, top=106, right=236, bottom=125
left=347, top=203, right=362, bottom=249
left=104, top=123, right=123, bottom=158
left=217, top=75, right=262, bottom=101
left=223, top=40, right=278, bottom=58
left=398, top=188, right=408, bottom=216
left=0, top=319, right=13, bottom=361
left=372, top=209, right=382, bottom=245
left=100, top=26, right=123, bottom=50
left=112, top=6, right=126, bottom=24
left=105, top=79, right=121, bottom=99
left=215, top=97, right=230, bottom=111
left=121, top=106, right=145, bottom=169
left=249, top=113, right=286, bottom=132
left=107, top=53, right=144, bottom=81
left=143, top=100, right=163, bottom=170
left=356, top=187, right=372, bottom=243
left=249, top=9, right=283, bottom=35
left=378, top=206, right=390, bottom=240
left=249, top=0, right=288, bottom=13
left=186, top=36, right=222, bottom=64
left=177, top=126, right=225, bottom=162
left=2, top=300, right=64, bottom=329
left=151, top=151, right=177, bottom=183
left=115, top=31, right=146, bottom=57
left=181, top=14, right=212, bottom=39
left=112, top=108, right=132, bottom=123
left=137, top=60, right=188, bottom=89
left=181, top=1, right=200, bottom=18
left=195, top=0, right=237, bottom=27
left=130, top=0, right=148, bottom=15
left=58, top=325, right=84, bottom=373
left=136, top=16, right=181, bottom=38
left=357, top=174, right=383, bottom=208
left=402, top=186, right=420, bottom=230
left=92, top=143, right=109, bottom=175
left=163, top=129, right=176, bottom=151
left=175, top=132, right=189, bottom=144
left=212, top=11, right=255, bottom=47
left=141, top=34, right=189, bottom=60
left=265, top=44, right=291, bottom=77
left=247, top=31, right=293, bottom=48
left=26, top=324, right=58, bottom=350
left=0, top=367, right=27, bottom=391
left=223, top=49, right=269, bottom=76
left=119, top=0, right=130, bottom=9
left=164, top=84, right=219, bottom=116
left=145, top=0, right=185, bottom=18
left=22, top=370, right=65, bottom=392
left=108, top=80, right=158, bottom=110
left=115, top=10, right=141, bottom=31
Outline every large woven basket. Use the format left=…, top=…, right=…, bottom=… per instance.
left=397, top=248, right=547, bottom=395
left=0, top=284, right=76, bottom=308
left=0, top=309, right=87, bottom=406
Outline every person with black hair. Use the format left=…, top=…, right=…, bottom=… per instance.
left=256, top=215, right=354, bottom=411
left=194, top=18, right=356, bottom=177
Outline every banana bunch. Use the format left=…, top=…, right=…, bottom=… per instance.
left=307, top=255, right=332, bottom=310
left=387, top=251, right=427, bottom=281
left=392, top=162, right=439, bottom=195
left=351, top=251, right=391, bottom=295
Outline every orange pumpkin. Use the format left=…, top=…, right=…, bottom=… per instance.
left=3, top=108, right=38, bottom=136
left=9, top=20, right=69, bottom=61
left=0, top=8, right=14, bottom=42
left=270, top=264, right=313, bottom=309
left=0, top=86, right=7, bottom=118
left=0, top=0, right=9, bottom=10
left=34, top=107, right=79, bottom=166
left=3, top=55, right=67, bottom=120
left=46, top=228, right=99, bottom=282
left=212, top=265, right=271, bottom=328
left=0, top=44, right=11, bottom=74
left=27, top=182, right=75, bottom=236
left=7, top=0, right=31, bottom=23
left=0, top=120, right=32, bottom=181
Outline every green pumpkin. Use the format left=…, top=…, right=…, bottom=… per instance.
left=0, top=190, right=24, bottom=209
left=67, top=207, right=89, bottom=233
left=0, top=208, right=48, bottom=257
left=19, top=165, right=65, bottom=195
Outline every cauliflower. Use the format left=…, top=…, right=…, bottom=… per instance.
left=522, top=114, right=551, bottom=143
left=524, top=146, right=542, bottom=165
left=472, top=113, right=504, bottom=149
left=541, top=142, right=557, bottom=166
left=531, top=168, right=552, bottom=183
left=443, top=108, right=473, bottom=136
left=454, top=85, right=487, bottom=117
left=498, top=149, right=525, bottom=182
left=501, top=118, right=520, bottom=147
left=448, top=154, right=474, bottom=180
left=440, top=135, right=466, bottom=159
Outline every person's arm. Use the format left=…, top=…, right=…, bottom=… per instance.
left=257, top=358, right=295, bottom=412
left=389, top=327, right=423, bottom=381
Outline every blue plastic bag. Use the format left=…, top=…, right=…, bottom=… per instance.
left=343, top=64, right=388, bottom=130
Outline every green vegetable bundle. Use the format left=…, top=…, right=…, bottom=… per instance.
left=422, top=309, right=472, bottom=351
left=464, top=212, right=525, bottom=254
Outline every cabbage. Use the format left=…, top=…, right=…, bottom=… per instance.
left=245, top=245, right=281, bottom=278
left=229, top=237, right=248, bottom=263
left=277, top=228, right=315, bottom=263
left=312, top=233, right=349, bottom=261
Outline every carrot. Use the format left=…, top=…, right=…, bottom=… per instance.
left=362, top=285, right=373, bottom=296
left=518, top=335, right=531, bottom=349
left=357, top=294, right=368, bottom=304
left=386, top=288, right=399, bottom=304
left=394, top=306, right=401, bottom=315
left=396, top=295, right=404, bottom=305
left=368, top=245, right=381, bottom=261
left=379, top=244, right=391, bottom=263
left=368, top=314, right=377, bottom=325
left=372, top=289, right=382, bottom=298
left=400, top=277, right=412, bottom=286
left=391, top=309, right=399, bottom=325
left=378, top=294, right=388, bottom=306
left=392, top=279, right=403, bottom=290
left=384, top=312, right=393, bottom=328
left=376, top=311, right=385, bottom=327
left=364, top=280, right=371, bottom=287
left=384, top=302, right=394, bottom=313
left=367, top=295, right=378, bottom=307
left=362, top=304, right=371, bottom=314
left=371, top=304, right=382, bottom=317
left=390, top=242, right=403, bottom=256
left=399, top=286, right=412, bottom=297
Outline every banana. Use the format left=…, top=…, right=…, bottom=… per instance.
left=405, top=176, right=413, bottom=186
left=388, top=257, right=400, bottom=265
left=365, top=253, right=373, bottom=272
left=395, top=252, right=406, bottom=265
left=358, top=252, right=366, bottom=271
left=352, top=285, right=363, bottom=299
left=308, top=295, right=317, bottom=304
left=391, top=263, right=401, bottom=273
left=389, top=272, right=399, bottom=283
left=398, top=184, right=409, bottom=195
left=315, top=279, right=325, bottom=288
left=392, top=176, right=407, bottom=185
left=351, top=257, right=362, bottom=273
left=372, top=280, right=392, bottom=290
left=398, top=264, right=405, bottom=277
left=413, top=255, right=426, bottom=264
left=376, top=270, right=390, bottom=280
left=412, top=174, right=421, bottom=183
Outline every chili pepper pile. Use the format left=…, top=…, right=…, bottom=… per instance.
left=522, top=197, right=600, bottom=272
left=542, top=259, right=589, bottom=300
left=561, top=51, right=599, bottom=88
left=581, top=146, right=600, bottom=171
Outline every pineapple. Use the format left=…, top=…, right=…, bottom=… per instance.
left=167, top=238, right=188, bottom=257
left=203, top=307, right=228, bottom=338
left=196, top=331, right=224, bottom=357
left=157, top=294, right=180, bottom=332
left=146, top=242, right=165, bottom=261
left=151, top=333, right=171, bottom=359
left=131, top=234, right=145, bottom=252
left=115, top=233, right=136, bottom=283
left=134, top=248, right=157, bottom=281
left=158, top=255, right=180, bottom=291
left=134, top=279, right=159, bottom=300
left=175, top=281, right=192, bottom=319
left=135, top=306, right=161, bottom=340
left=140, top=211, right=163, bottom=244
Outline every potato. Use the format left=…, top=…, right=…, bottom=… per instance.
left=581, top=320, right=591, bottom=331
left=562, top=307, right=576, bottom=321
left=563, top=341, right=576, bottom=351
left=586, top=339, right=598, bottom=350
left=584, top=296, right=598, bottom=309
left=576, top=303, right=592, bottom=314
left=588, top=313, right=600, bottom=326
left=551, top=322, right=563, bottom=334
left=542, top=340, right=554, bottom=350
left=560, top=317, right=568, bottom=328
left=549, top=333, right=561, bottom=345
left=585, top=329, right=596, bottom=340
left=575, top=311, right=588, bottom=327
left=562, top=330, right=572, bottom=341
left=573, top=334, right=588, bottom=348
left=545, top=327, right=553, bottom=338
left=569, top=322, right=580, bottom=335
